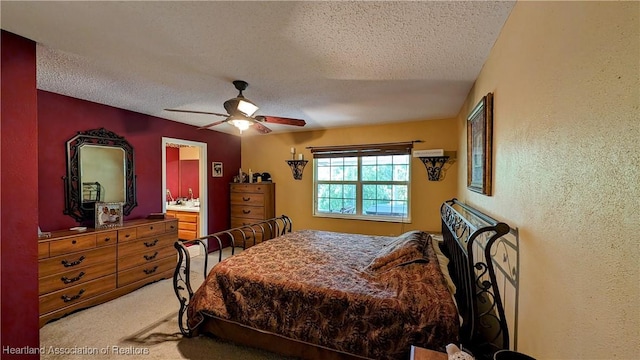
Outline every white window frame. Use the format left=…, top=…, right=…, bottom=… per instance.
left=312, top=155, right=411, bottom=223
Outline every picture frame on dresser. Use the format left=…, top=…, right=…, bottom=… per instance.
left=95, top=202, right=123, bottom=228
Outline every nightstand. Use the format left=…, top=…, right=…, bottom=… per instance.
left=410, top=345, right=448, bottom=360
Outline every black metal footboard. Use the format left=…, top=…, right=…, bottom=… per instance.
left=173, top=215, right=292, bottom=337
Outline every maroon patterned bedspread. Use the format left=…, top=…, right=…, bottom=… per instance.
left=188, top=230, right=459, bottom=359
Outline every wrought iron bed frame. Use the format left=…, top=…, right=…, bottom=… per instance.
left=172, top=200, right=518, bottom=359
left=440, top=198, right=519, bottom=359
left=173, top=215, right=293, bottom=337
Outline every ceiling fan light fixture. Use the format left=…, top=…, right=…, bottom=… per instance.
left=223, top=97, right=259, bottom=117
left=237, top=98, right=259, bottom=117
left=167, top=80, right=305, bottom=134
left=228, top=116, right=253, bottom=133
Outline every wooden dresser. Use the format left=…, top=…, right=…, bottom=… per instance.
left=166, top=209, right=199, bottom=240
left=230, top=182, right=275, bottom=248
left=38, top=218, right=178, bottom=327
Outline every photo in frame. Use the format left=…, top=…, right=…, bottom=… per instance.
left=95, top=202, right=124, bottom=228
left=467, top=92, right=494, bottom=195
left=212, top=161, right=223, bottom=177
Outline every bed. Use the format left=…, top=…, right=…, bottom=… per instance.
left=173, top=199, right=519, bottom=360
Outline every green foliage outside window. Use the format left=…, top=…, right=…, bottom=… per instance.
left=315, top=155, right=410, bottom=220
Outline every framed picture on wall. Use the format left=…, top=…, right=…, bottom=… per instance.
left=95, top=202, right=124, bottom=228
left=467, top=92, right=494, bottom=196
left=212, top=161, right=223, bottom=177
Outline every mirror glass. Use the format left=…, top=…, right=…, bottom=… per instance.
left=64, top=128, right=137, bottom=224
left=80, top=145, right=126, bottom=203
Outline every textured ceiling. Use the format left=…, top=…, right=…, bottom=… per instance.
left=1, top=1, right=515, bottom=135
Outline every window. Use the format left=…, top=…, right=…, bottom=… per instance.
left=311, top=142, right=413, bottom=222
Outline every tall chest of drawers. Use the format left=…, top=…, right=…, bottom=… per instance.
left=230, top=183, right=275, bottom=248
left=38, top=218, right=178, bottom=327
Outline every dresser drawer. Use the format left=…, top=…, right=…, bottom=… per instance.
left=118, top=245, right=175, bottom=271
left=118, top=227, right=137, bottom=242
left=179, top=222, right=197, bottom=231
left=174, top=213, right=198, bottom=223
left=117, top=233, right=175, bottom=258
left=39, top=275, right=116, bottom=315
left=117, top=257, right=176, bottom=287
left=230, top=219, right=275, bottom=233
left=96, top=231, right=117, bottom=247
left=40, top=246, right=116, bottom=278
left=136, top=222, right=165, bottom=238
left=231, top=218, right=261, bottom=228
left=38, top=242, right=50, bottom=259
left=165, top=220, right=178, bottom=233
left=49, top=234, right=96, bottom=257
left=231, top=206, right=264, bottom=220
left=229, top=221, right=270, bottom=246
left=230, top=192, right=265, bottom=206
left=178, top=229, right=197, bottom=241
left=232, top=230, right=264, bottom=248
left=230, top=184, right=270, bottom=194
left=39, top=261, right=116, bottom=295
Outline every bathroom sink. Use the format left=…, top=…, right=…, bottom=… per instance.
left=166, top=203, right=200, bottom=212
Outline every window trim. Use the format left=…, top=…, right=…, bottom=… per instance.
left=312, top=155, right=412, bottom=223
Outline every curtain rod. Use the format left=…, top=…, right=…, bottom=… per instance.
left=306, top=140, right=423, bottom=152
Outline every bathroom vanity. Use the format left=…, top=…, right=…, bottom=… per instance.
left=166, top=204, right=200, bottom=241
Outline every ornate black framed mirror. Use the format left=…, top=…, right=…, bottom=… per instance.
left=63, top=128, right=137, bottom=224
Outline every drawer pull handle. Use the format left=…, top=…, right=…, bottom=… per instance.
left=71, top=240, right=77, bottom=245
left=61, top=272, right=85, bottom=284
left=104, top=237, right=111, bottom=242
left=150, top=226, right=154, bottom=230
left=125, top=234, right=131, bottom=238
left=144, top=239, right=159, bottom=247
left=242, top=197, right=251, bottom=201
left=61, top=289, right=85, bottom=303
left=61, top=256, right=86, bottom=267
left=144, top=252, right=159, bottom=261
left=143, top=266, right=159, bottom=275
left=242, top=210, right=251, bottom=214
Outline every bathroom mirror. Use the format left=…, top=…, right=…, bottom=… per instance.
left=64, top=128, right=137, bottom=223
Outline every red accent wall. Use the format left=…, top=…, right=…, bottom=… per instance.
left=1, top=31, right=40, bottom=359
left=166, top=147, right=179, bottom=200
left=37, top=90, right=240, bottom=235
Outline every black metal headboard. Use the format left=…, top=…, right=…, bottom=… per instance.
left=440, top=199, right=519, bottom=360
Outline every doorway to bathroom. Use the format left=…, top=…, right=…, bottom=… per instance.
left=161, top=137, right=208, bottom=247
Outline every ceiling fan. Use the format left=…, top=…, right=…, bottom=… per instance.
left=165, top=80, right=306, bottom=134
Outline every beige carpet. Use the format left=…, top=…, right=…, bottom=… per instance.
left=39, top=248, right=294, bottom=360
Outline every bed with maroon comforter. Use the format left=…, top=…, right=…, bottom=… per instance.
left=186, top=229, right=459, bottom=360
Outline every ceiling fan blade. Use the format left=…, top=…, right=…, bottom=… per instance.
left=252, top=122, right=272, bottom=134
left=257, top=116, right=306, bottom=127
left=198, top=119, right=229, bottom=130
left=165, top=108, right=228, bottom=117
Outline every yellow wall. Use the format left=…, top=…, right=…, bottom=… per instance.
left=457, top=1, right=639, bottom=358
left=242, top=118, right=458, bottom=235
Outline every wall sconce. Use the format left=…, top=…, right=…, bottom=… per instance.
left=287, top=147, right=308, bottom=180
left=414, top=150, right=455, bottom=181
left=419, top=156, right=450, bottom=181
left=286, top=160, right=308, bottom=180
